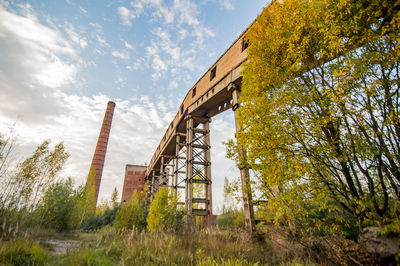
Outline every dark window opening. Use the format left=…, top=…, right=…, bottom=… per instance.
left=192, top=87, right=196, bottom=97
left=210, top=66, right=216, bottom=81
left=242, top=38, right=249, bottom=51
left=181, top=105, right=184, bottom=114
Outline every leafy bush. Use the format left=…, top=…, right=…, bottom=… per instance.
left=0, top=238, right=49, bottom=265
left=81, top=206, right=120, bottom=232
left=113, top=190, right=147, bottom=231
left=34, top=178, right=77, bottom=232
left=147, top=187, right=184, bottom=232
left=379, top=219, right=400, bottom=238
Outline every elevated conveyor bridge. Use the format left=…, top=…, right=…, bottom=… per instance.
left=144, top=23, right=255, bottom=231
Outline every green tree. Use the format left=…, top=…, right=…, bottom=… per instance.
left=82, top=168, right=97, bottom=220
left=35, top=178, right=76, bottom=231
left=0, top=140, right=69, bottom=233
left=228, top=0, right=400, bottom=237
left=18, top=140, right=69, bottom=211
left=147, top=187, right=183, bottom=233
left=113, top=190, right=147, bottom=231
left=110, top=187, right=119, bottom=209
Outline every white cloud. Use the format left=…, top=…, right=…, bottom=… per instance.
left=152, top=27, right=180, bottom=60
left=117, top=6, right=136, bottom=26
left=145, top=42, right=158, bottom=56
left=221, top=0, right=234, bottom=10
left=0, top=5, right=78, bottom=89
left=130, top=0, right=215, bottom=83
left=178, top=28, right=188, bottom=40
left=112, top=50, right=130, bottom=60
left=0, top=6, right=75, bottom=56
left=89, top=22, right=103, bottom=33
left=173, top=0, right=199, bottom=26
left=65, top=23, right=88, bottom=48
left=127, top=58, right=144, bottom=71
left=96, top=34, right=109, bottom=47
left=152, top=55, right=167, bottom=72
left=123, top=40, right=134, bottom=50
left=79, top=6, right=87, bottom=14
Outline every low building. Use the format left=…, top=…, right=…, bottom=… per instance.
left=121, top=164, right=147, bottom=203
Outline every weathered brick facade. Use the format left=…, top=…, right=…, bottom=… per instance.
left=121, top=164, right=147, bottom=203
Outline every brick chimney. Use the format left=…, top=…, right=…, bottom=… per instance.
left=88, top=101, right=115, bottom=205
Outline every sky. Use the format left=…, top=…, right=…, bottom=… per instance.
left=0, top=0, right=267, bottom=212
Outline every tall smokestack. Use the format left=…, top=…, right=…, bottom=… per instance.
left=88, top=101, right=116, bottom=205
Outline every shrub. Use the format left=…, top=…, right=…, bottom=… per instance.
left=147, top=187, right=184, bottom=232
left=0, top=238, right=49, bottom=265
left=35, top=179, right=76, bottom=232
left=81, top=206, right=120, bottom=232
left=113, top=190, right=147, bottom=231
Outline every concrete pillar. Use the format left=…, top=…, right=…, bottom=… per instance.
left=88, top=101, right=115, bottom=205
left=231, top=87, right=255, bottom=233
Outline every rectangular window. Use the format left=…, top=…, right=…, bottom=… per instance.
left=210, top=66, right=216, bottom=81
left=192, top=87, right=196, bottom=97
left=242, top=38, right=249, bottom=51
left=181, top=105, right=184, bottom=114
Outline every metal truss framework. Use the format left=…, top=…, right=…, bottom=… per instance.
left=146, top=116, right=212, bottom=227
left=185, top=116, right=212, bottom=218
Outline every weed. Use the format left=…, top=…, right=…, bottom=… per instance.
left=59, top=246, right=114, bottom=266
left=0, top=238, right=50, bottom=265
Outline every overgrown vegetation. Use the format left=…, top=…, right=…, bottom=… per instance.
left=0, top=137, right=99, bottom=236
left=80, top=206, right=120, bottom=232
left=1, top=0, right=400, bottom=264
left=227, top=0, right=400, bottom=240
left=0, top=238, right=49, bottom=265
left=0, top=229, right=302, bottom=265
left=147, top=187, right=184, bottom=233
left=113, top=190, right=147, bottom=231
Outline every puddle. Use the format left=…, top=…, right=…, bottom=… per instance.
left=45, top=239, right=82, bottom=255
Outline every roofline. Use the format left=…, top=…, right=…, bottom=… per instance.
left=125, top=164, right=147, bottom=168
left=179, top=18, right=258, bottom=104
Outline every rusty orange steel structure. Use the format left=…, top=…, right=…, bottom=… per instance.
left=144, top=22, right=256, bottom=231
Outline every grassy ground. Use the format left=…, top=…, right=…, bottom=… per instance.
left=0, top=227, right=317, bottom=265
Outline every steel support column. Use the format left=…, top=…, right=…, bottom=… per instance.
left=185, top=116, right=212, bottom=229
left=185, top=117, right=195, bottom=229
left=150, top=170, right=155, bottom=202
left=204, top=122, right=212, bottom=215
left=173, top=133, right=186, bottom=205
